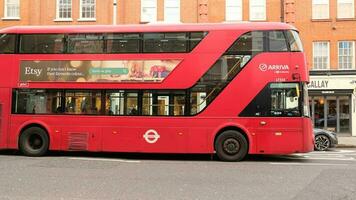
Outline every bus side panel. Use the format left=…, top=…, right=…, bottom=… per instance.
left=0, top=88, right=11, bottom=149
left=302, top=117, right=314, bottom=153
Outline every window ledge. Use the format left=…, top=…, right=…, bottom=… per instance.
left=2, top=17, right=20, bottom=21
left=54, top=18, right=73, bottom=22
left=77, top=18, right=96, bottom=22
left=249, top=19, right=267, bottom=22
left=311, top=19, right=332, bottom=22
left=336, top=18, right=356, bottom=21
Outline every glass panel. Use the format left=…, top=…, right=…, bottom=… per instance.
left=189, top=32, right=207, bottom=51
left=270, top=83, right=300, bottom=117
left=65, top=90, right=101, bottom=115
left=227, top=31, right=264, bottom=55
left=106, top=33, right=140, bottom=53
left=313, top=96, right=325, bottom=128
left=67, top=34, right=104, bottom=53
left=0, top=34, right=15, bottom=53
left=173, top=95, right=185, bottom=116
left=339, top=96, right=350, bottom=133
left=20, top=34, right=65, bottom=54
left=268, top=31, right=288, bottom=52
left=157, top=95, right=169, bottom=115
left=125, top=92, right=138, bottom=115
left=285, top=30, right=303, bottom=52
left=13, top=89, right=62, bottom=114
left=105, top=91, right=124, bottom=115
left=143, top=32, right=187, bottom=53
left=326, top=97, right=337, bottom=131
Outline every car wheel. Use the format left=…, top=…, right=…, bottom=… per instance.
left=314, top=134, right=330, bottom=151
left=215, top=130, right=248, bottom=161
left=19, top=127, right=49, bottom=157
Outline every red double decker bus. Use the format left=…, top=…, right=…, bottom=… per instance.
left=0, top=23, right=313, bottom=161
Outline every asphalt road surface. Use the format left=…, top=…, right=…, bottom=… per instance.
left=1, top=149, right=356, bottom=200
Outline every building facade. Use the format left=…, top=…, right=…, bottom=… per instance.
left=1, top=0, right=356, bottom=136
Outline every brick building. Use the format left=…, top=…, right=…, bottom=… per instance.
left=1, top=0, right=356, bottom=135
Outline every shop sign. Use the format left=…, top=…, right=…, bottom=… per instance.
left=308, top=80, right=329, bottom=89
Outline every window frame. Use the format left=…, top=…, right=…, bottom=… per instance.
left=312, top=0, right=330, bottom=20
left=249, top=0, right=266, bottom=21
left=79, top=0, right=96, bottom=21
left=338, top=41, right=355, bottom=70
left=164, top=0, right=180, bottom=23
left=141, top=0, right=157, bottom=23
left=312, top=41, right=330, bottom=70
left=225, top=0, right=242, bottom=21
left=3, top=0, right=20, bottom=19
left=337, top=0, right=355, bottom=19
left=55, top=0, right=73, bottom=21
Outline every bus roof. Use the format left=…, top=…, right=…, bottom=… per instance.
left=0, top=22, right=296, bottom=34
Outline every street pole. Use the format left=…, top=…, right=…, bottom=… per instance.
left=113, top=0, right=117, bottom=25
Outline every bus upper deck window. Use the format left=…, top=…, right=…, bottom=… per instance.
left=285, top=30, right=304, bottom=52
left=0, top=34, right=16, bottom=54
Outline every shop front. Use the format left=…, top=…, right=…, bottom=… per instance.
left=308, top=73, right=356, bottom=136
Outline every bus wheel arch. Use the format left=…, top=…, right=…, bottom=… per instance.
left=18, top=124, right=50, bottom=157
left=214, top=126, right=249, bottom=162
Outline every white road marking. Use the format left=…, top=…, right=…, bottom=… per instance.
left=68, top=157, right=141, bottom=163
left=269, top=162, right=349, bottom=166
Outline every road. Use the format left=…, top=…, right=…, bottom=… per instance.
left=1, top=149, right=356, bottom=200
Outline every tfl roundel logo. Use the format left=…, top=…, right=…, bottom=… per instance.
left=259, top=63, right=268, bottom=72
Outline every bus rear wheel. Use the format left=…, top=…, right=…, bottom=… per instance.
left=215, top=130, right=248, bottom=161
left=19, top=127, right=49, bottom=157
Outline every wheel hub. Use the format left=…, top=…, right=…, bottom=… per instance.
left=223, top=138, right=240, bottom=155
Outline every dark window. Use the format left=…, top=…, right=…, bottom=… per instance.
left=268, top=31, right=288, bottom=52
left=106, top=33, right=140, bottom=53
left=19, top=34, right=65, bottom=54
left=0, top=34, right=15, bottom=54
left=12, top=89, right=62, bottom=114
left=190, top=55, right=249, bottom=115
left=226, top=31, right=264, bottom=55
left=239, top=83, right=301, bottom=117
left=143, top=33, right=187, bottom=53
left=67, top=34, right=104, bottom=53
left=189, top=32, right=207, bottom=51
left=65, top=90, right=102, bottom=115
left=285, top=30, right=304, bottom=52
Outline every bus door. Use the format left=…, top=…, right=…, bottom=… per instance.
left=242, top=83, right=304, bottom=154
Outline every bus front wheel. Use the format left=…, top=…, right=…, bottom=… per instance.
left=19, top=127, right=49, bottom=157
left=215, top=130, right=248, bottom=161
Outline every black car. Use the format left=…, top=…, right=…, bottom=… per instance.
left=313, top=128, right=338, bottom=151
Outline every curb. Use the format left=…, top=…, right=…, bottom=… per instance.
left=336, top=144, right=356, bottom=148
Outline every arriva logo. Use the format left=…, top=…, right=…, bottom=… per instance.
left=258, top=63, right=289, bottom=73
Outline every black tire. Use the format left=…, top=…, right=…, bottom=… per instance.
left=214, top=130, right=248, bottom=161
left=19, top=127, right=49, bottom=157
left=314, top=134, right=330, bottom=151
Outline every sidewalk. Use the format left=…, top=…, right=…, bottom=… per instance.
left=337, top=136, right=356, bottom=148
